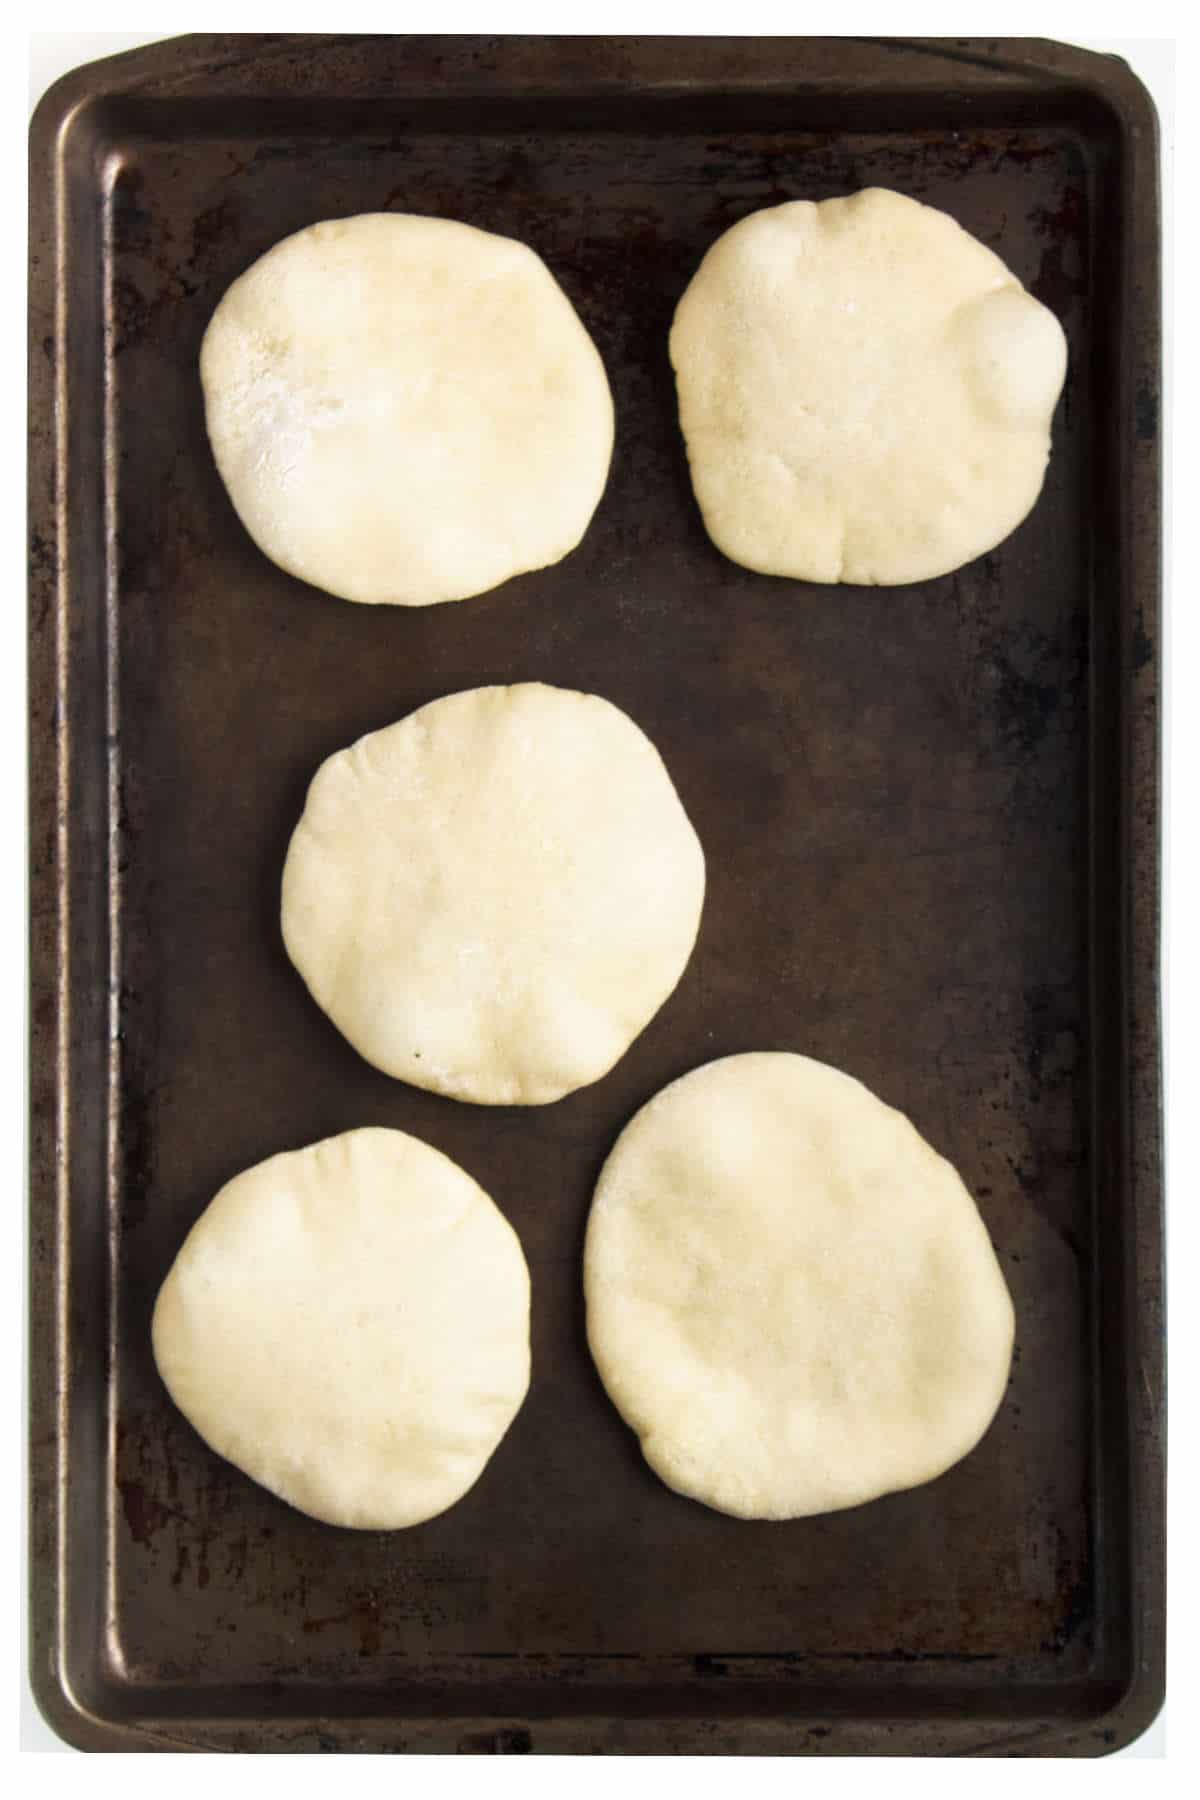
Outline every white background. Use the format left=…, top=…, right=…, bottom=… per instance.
left=14, top=11, right=1181, bottom=1777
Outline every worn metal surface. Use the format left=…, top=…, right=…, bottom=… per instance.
left=28, top=35, right=1163, bottom=1754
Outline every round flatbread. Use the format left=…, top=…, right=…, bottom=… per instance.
left=152, top=1128, right=530, bottom=1529
left=281, top=683, right=706, bottom=1105
left=200, top=213, right=614, bottom=605
left=670, top=188, right=1067, bottom=586
left=585, top=1053, right=1015, bottom=1519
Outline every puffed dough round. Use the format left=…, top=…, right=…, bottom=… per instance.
left=585, top=1054, right=1015, bottom=1519
left=152, top=1128, right=530, bottom=1528
left=281, top=684, right=706, bottom=1105
left=670, top=188, right=1068, bottom=585
left=200, top=213, right=614, bottom=605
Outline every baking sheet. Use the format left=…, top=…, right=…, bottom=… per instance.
left=28, top=33, right=1163, bottom=1754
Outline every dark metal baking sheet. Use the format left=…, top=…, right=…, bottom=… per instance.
left=28, top=34, right=1163, bottom=1754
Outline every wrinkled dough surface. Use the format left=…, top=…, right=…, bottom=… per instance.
left=281, top=684, right=706, bottom=1105
left=201, top=213, right=614, bottom=605
left=585, top=1054, right=1015, bottom=1519
left=152, top=1128, right=530, bottom=1528
left=670, top=189, right=1067, bottom=585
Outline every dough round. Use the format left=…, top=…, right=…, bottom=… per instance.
left=152, top=1128, right=530, bottom=1528
left=670, top=188, right=1067, bottom=585
left=281, top=684, right=706, bottom=1105
left=585, top=1054, right=1015, bottom=1519
left=200, top=213, right=614, bottom=606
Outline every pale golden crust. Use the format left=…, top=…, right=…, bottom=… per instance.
left=201, top=213, right=614, bottom=605
left=281, top=684, right=706, bottom=1105
left=585, top=1053, right=1015, bottom=1519
left=152, top=1128, right=530, bottom=1529
left=670, top=189, right=1067, bottom=586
